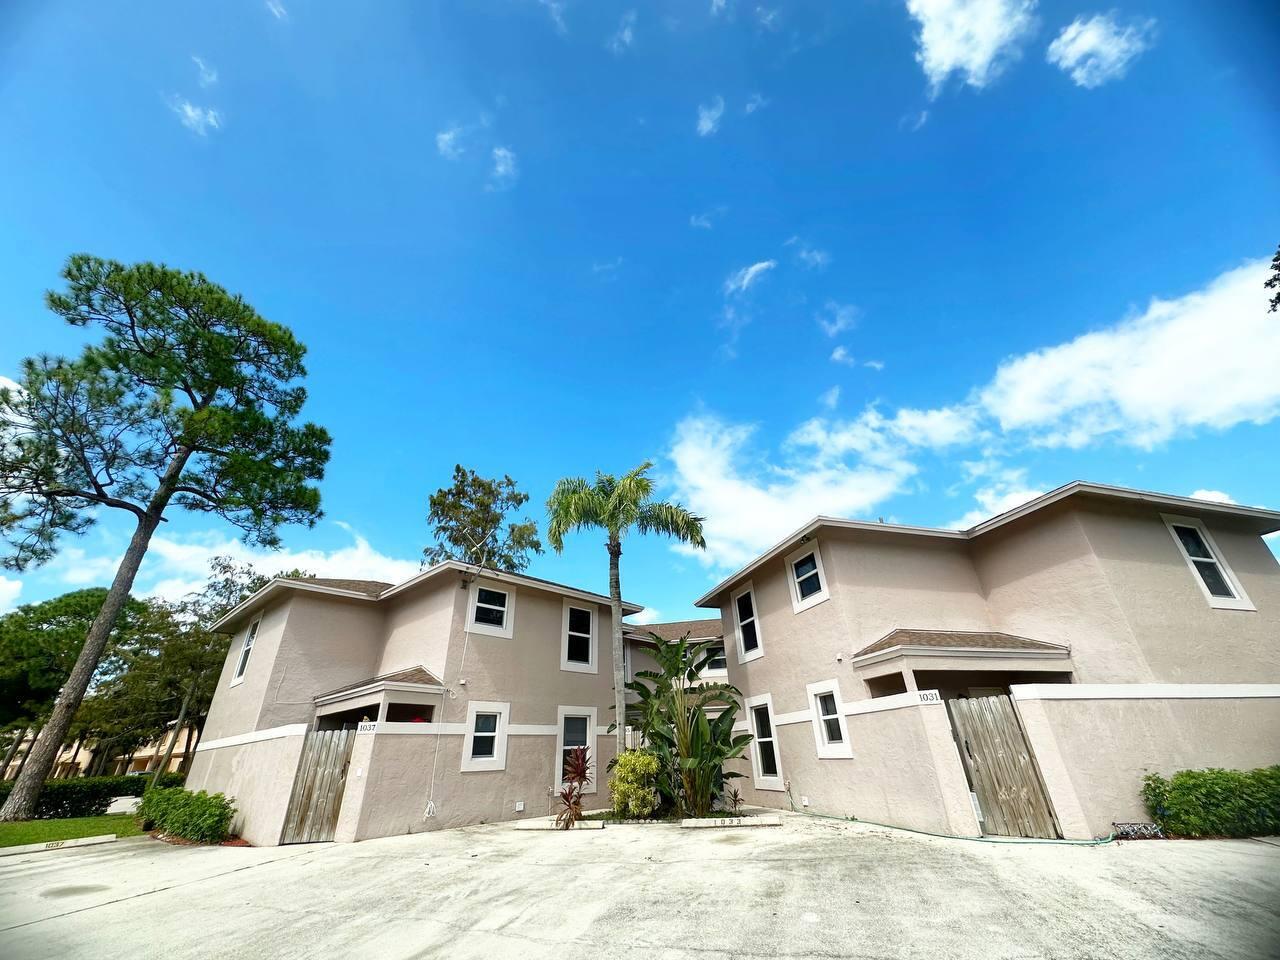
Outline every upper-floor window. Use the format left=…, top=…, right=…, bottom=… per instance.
left=786, top=543, right=829, bottom=613
left=561, top=602, right=597, bottom=674
left=732, top=584, right=762, bottom=663
left=231, top=618, right=260, bottom=684
left=1161, top=514, right=1254, bottom=612
left=468, top=581, right=516, bottom=638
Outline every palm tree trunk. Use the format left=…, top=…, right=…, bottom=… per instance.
left=0, top=512, right=163, bottom=821
left=608, top=537, right=626, bottom=764
left=151, top=686, right=192, bottom=788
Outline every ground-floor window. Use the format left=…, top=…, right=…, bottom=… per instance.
left=806, top=679, right=852, bottom=759
left=461, top=701, right=510, bottom=772
left=745, top=694, right=783, bottom=790
left=555, top=705, right=598, bottom=794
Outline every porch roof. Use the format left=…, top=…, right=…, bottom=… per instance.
left=315, top=665, right=445, bottom=701
left=853, top=629, right=1070, bottom=661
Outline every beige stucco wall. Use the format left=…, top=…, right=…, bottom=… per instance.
left=201, top=598, right=295, bottom=742
left=185, top=733, right=307, bottom=846
left=335, top=728, right=618, bottom=841
left=728, top=698, right=979, bottom=837
left=377, top=578, right=459, bottom=678
left=1016, top=692, right=1280, bottom=839
left=1074, top=501, right=1280, bottom=682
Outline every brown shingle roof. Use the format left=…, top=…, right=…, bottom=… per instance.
left=854, top=628, right=1068, bottom=659
left=315, top=665, right=444, bottom=700
left=284, top=577, right=392, bottom=598
left=625, top=618, right=723, bottom=643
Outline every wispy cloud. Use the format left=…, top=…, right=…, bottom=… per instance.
left=626, top=607, right=663, bottom=625
left=831, top=345, right=855, bottom=367
left=436, top=127, right=465, bottom=160
left=817, top=300, right=857, bottom=336
left=900, top=109, right=929, bottom=132
left=864, top=359, right=885, bottom=371
left=592, top=256, right=623, bottom=278
left=0, top=576, right=20, bottom=614
left=755, top=6, right=781, bottom=31
left=690, top=213, right=713, bottom=229
left=787, top=236, right=830, bottom=270
left=697, top=95, right=725, bottom=136
left=608, top=10, right=637, bottom=54
left=539, top=0, right=567, bottom=34
left=192, top=55, right=217, bottom=88
left=724, top=259, right=776, bottom=296
left=1189, top=489, right=1236, bottom=505
left=488, top=146, right=519, bottom=190
left=168, top=97, right=221, bottom=136
left=265, top=0, right=287, bottom=20
left=1046, top=13, right=1155, bottom=89
left=820, top=386, right=841, bottom=410
left=905, top=0, right=1038, bottom=97
left=744, top=93, right=770, bottom=115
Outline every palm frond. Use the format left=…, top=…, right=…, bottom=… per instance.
left=545, top=475, right=606, bottom=552
left=636, top=501, right=706, bottom=549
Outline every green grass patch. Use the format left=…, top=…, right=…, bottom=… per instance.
left=0, top=813, right=142, bottom=848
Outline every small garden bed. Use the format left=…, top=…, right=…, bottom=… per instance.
left=0, top=813, right=143, bottom=849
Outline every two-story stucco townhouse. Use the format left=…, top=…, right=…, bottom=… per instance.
left=186, top=561, right=646, bottom=845
left=695, top=481, right=1280, bottom=840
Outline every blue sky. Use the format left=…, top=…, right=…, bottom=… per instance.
left=1, top=0, right=1277, bottom=622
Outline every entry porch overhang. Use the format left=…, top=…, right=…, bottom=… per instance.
left=851, top=629, right=1072, bottom=681
left=313, top=666, right=445, bottom=724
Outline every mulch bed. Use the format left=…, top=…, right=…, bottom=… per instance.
left=149, top=831, right=250, bottom=847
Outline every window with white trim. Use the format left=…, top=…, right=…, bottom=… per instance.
left=555, top=706, right=598, bottom=793
left=468, top=581, right=516, bottom=638
left=786, top=543, right=829, bottom=613
left=705, top=643, right=728, bottom=672
left=733, top=584, right=763, bottom=663
left=806, top=679, right=852, bottom=759
left=1161, top=514, right=1254, bottom=612
left=745, top=694, right=783, bottom=790
left=561, top=601, right=597, bottom=674
left=461, top=701, right=510, bottom=772
left=231, top=618, right=260, bottom=683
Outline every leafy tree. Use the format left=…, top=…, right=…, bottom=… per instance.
left=625, top=633, right=751, bottom=818
left=1267, top=242, right=1280, bottom=313
left=423, top=465, right=542, bottom=572
left=546, top=461, right=705, bottom=760
left=0, top=255, right=330, bottom=820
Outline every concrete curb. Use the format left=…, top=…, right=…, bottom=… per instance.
left=514, top=819, right=605, bottom=831
left=0, top=833, right=119, bottom=857
left=680, top=815, right=783, bottom=829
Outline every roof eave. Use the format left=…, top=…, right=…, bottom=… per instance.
left=210, top=578, right=380, bottom=633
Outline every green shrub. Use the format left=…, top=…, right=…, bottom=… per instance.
left=138, top=787, right=235, bottom=843
left=0, top=772, right=187, bottom=820
left=609, top=749, right=661, bottom=819
left=1142, top=766, right=1280, bottom=837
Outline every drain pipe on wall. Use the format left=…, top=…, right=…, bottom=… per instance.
left=423, top=568, right=481, bottom=821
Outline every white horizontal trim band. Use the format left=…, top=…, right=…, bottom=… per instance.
left=1012, top=683, right=1280, bottom=701
left=356, top=722, right=614, bottom=737
left=195, top=724, right=309, bottom=752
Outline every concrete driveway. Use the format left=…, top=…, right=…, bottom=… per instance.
left=2, top=814, right=1277, bottom=959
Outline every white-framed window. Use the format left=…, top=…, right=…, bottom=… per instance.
left=1161, top=514, right=1255, bottom=612
left=744, top=693, right=783, bottom=791
left=703, top=642, right=728, bottom=677
left=806, top=679, right=852, bottom=759
left=732, top=583, right=763, bottom=663
left=230, top=618, right=261, bottom=685
left=467, top=580, right=516, bottom=639
left=555, top=705, right=598, bottom=794
left=561, top=601, right=598, bottom=674
left=461, top=700, right=510, bottom=772
left=786, top=543, right=829, bottom=613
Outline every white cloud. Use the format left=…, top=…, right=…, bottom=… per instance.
left=488, top=146, right=519, bottom=189
left=436, top=127, right=465, bottom=159
left=168, top=97, right=221, bottom=135
left=710, top=0, right=729, bottom=15
left=900, top=109, right=929, bottom=132
left=831, top=345, right=855, bottom=367
left=755, top=6, right=780, bottom=31
left=697, top=96, right=725, bottom=136
left=0, top=576, right=21, bottom=614
left=787, top=237, right=831, bottom=270
left=864, top=359, right=885, bottom=371
left=1046, top=13, right=1155, bottom=89
left=265, top=0, right=287, bottom=20
left=192, top=56, right=217, bottom=88
left=626, top=607, right=663, bottom=625
left=979, top=259, right=1280, bottom=449
left=949, top=469, right=1045, bottom=528
left=717, top=305, right=750, bottom=359
left=593, top=256, right=623, bottom=277
left=724, top=259, right=776, bottom=296
left=744, top=93, right=770, bottom=115
left=817, top=300, right=858, bottom=336
left=608, top=10, right=637, bottom=54
left=690, top=213, right=713, bottom=229
left=891, top=405, right=981, bottom=447
left=668, top=414, right=917, bottom=568
left=820, top=386, right=841, bottom=410
left=905, top=0, right=1038, bottom=97
left=1189, top=489, right=1236, bottom=505
left=539, top=0, right=567, bottom=34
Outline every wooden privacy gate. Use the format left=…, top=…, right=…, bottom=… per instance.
left=281, top=728, right=356, bottom=844
left=946, top=695, right=1061, bottom=839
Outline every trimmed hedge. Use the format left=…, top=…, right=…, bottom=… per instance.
left=137, top=787, right=235, bottom=843
left=0, top=772, right=186, bottom=820
left=1142, top=766, right=1280, bottom=838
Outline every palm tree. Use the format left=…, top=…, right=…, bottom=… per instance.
left=546, top=461, right=706, bottom=761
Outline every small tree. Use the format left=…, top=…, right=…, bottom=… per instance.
left=423, top=465, right=542, bottom=572
left=1267, top=242, right=1280, bottom=313
left=0, top=255, right=330, bottom=820
left=546, top=461, right=705, bottom=761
